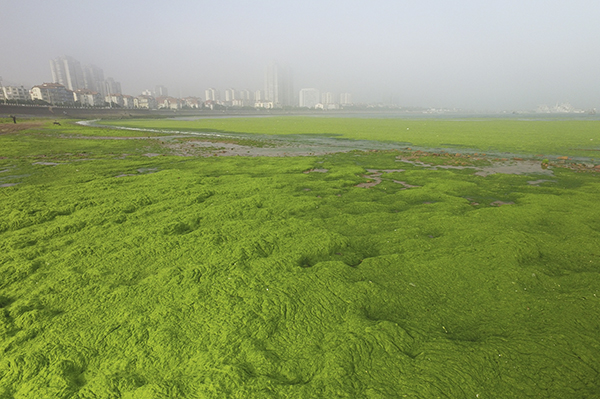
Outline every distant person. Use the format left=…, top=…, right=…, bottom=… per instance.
left=11, top=115, right=16, bottom=124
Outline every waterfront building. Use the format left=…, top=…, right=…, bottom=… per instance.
left=156, top=96, right=181, bottom=110
left=134, top=95, right=157, bottom=109
left=30, top=83, right=73, bottom=105
left=1, top=86, right=31, bottom=101
left=105, top=94, right=125, bottom=107
left=72, top=89, right=104, bottom=107
left=183, top=97, right=201, bottom=108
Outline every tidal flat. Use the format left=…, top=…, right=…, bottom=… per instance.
left=1, top=117, right=599, bottom=398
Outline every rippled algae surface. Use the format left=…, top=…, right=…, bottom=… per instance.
left=1, top=119, right=600, bottom=398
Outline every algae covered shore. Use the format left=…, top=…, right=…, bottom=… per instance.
left=1, top=117, right=600, bottom=398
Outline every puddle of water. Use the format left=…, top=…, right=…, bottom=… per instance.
left=0, top=183, right=19, bottom=188
left=32, top=162, right=59, bottom=166
left=304, top=169, right=329, bottom=173
left=399, top=158, right=553, bottom=177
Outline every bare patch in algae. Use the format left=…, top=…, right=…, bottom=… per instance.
left=490, top=201, right=515, bottom=206
left=356, top=169, right=412, bottom=188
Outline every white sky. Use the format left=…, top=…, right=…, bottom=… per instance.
left=2, top=0, right=600, bottom=110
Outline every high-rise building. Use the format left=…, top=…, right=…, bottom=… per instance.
left=254, top=90, right=263, bottom=101
left=265, top=63, right=294, bottom=107
left=205, top=88, right=219, bottom=102
left=104, top=77, right=122, bottom=95
left=340, top=93, right=353, bottom=105
left=321, top=92, right=334, bottom=105
left=50, top=56, right=85, bottom=91
left=299, top=88, right=320, bottom=108
left=239, top=90, right=251, bottom=101
left=155, top=85, right=168, bottom=97
left=225, top=88, right=236, bottom=102
left=82, top=64, right=105, bottom=95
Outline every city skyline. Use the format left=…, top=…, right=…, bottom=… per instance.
left=2, top=1, right=600, bottom=111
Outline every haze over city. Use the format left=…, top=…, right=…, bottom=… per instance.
left=3, top=0, right=600, bottom=111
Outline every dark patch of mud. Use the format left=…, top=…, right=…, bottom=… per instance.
left=490, top=201, right=515, bottom=207
left=0, top=121, right=47, bottom=135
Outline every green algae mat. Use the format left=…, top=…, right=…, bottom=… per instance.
left=100, top=116, right=600, bottom=159
left=1, top=118, right=600, bottom=398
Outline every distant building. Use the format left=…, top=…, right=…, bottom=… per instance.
left=299, top=88, right=320, bottom=108
left=134, top=95, right=157, bottom=109
left=265, top=63, right=294, bottom=107
left=31, top=83, right=73, bottom=104
left=73, top=89, right=104, bottom=107
left=50, top=56, right=85, bottom=91
left=225, top=88, right=236, bottom=103
left=340, top=93, right=353, bottom=105
left=205, top=88, right=219, bottom=102
left=104, top=77, right=122, bottom=95
left=1, top=86, right=31, bottom=101
left=155, top=85, right=168, bottom=97
left=106, top=94, right=125, bottom=107
left=239, top=90, right=251, bottom=101
left=182, top=97, right=201, bottom=108
left=50, top=56, right=122, bottom=100
left=254, top=89, right=263, bottom=101
left=254, top=100, right=274, bottom=109
left=156, top=96, right=181, bottom=110
left=321, top=92, right=334, bottom=105
left=82, top=64, right=106, bottom=96
left=122, top=95, right=135, bottom=108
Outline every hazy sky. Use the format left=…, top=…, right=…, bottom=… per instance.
left=3, top=0, right=600, bottom=110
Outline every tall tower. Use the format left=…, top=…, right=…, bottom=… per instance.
left=205, top=88, right=219, bottom=101
left=155, top=85, right=168, bottom=97
left=264, top=63, right=293, bottom=107
left=50, top=56, right=85, bottom=91
left=82, top=64, right=105, bottom=94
